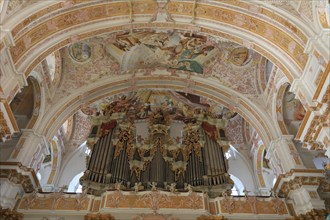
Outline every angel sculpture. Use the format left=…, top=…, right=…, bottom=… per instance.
left=184, top=183, right=193, bottom=194
left=134, top=182, right=142, bottom=193
left=270, top=189, right=279, bottom=198
left=243, top=187, right=250, bottom=198
left=149, top=182, right=157, bottom=191
left=169, top=183, right=177, bottom=193
left=115, top=181, right=123, bottom=191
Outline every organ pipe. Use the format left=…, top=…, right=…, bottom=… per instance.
left=80, top=95, right=233, bottom=197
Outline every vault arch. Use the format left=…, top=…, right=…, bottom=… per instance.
left=33, top=73, right=280, bottom=154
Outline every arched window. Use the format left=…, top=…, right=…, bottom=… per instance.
left=225, top=145, right=237, bottom=159
left=67, top=172, right=84, bottom=193
left=230, top=174, right=244, bottom=196
left=272, top=177, right=277, bottom=186
left=37, top=172, right=42, bottom=181
left=313, top=157, right=330, bottom=170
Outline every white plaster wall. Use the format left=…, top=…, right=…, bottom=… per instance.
left=261, top=168, right=276, bottom=189
left=56, top=145, right=87, bottom=188
left=38, top=163, right=51, bottom=186
left=228, top=150, right=257, bottom=194
left=0, top=144, right=17, bottom=162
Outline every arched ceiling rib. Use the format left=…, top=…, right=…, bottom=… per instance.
left=2, top=0, right=327, bottom=151
left=37, top=72, right=278, bottom=148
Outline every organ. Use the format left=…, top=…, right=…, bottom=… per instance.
left=80, top=91, right=233, bottom=197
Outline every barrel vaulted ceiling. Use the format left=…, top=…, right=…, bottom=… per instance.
left=0, top=0, right=328, bottom=150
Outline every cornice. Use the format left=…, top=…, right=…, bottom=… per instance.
left=0, top=206, right=23, bottom=220
left=273, top=169, right=325, bottom=197
left=0, top=162, right=41, bottom=193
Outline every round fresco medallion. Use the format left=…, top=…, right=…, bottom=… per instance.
left=69, top=42, right=91, bottom=63
left=229, top=47, right=250, bottom=66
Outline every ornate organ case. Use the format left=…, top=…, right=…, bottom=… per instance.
left=80, top=93, right=233, bottom=197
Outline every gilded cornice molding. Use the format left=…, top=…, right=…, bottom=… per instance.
left=296, top=81, right=330, bottom=151
left=19, top=188, right=90, bottom=211
left=0, top=162, right=41, bottom=193
left=286, top=209, right=329, bottom=220
left=218, top=195, right=289, bottom=215
left=273, top=169, right=325, bottom=197
left=0, top=206, right=23, bottom=220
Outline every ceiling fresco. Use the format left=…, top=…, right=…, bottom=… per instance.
left=56, top=31, right=263, bottom=150
left=282, top=86, right=306, bottom=136
left=67, top=110, right=92, bottom=149
left=108, top=31, right=215, bottom=73
left=58, top=30, right=263, bottom=102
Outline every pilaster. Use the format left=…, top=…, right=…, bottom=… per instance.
left=0, top=29, right=26, bottom=92
left=267, top=136, right=305, bottom=174
left=9, top=130, right=49, bottom=168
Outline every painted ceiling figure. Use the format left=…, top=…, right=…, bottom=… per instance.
left=106, top=31, right=220, bottom=73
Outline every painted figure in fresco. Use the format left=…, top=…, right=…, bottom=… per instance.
left=69, top=42, right=91, bottom=62
left=107, top=31, right=217, bottom=74
left=283, top=89, right=306, bottom=135
left=293, top=101, right=305, bottom=120
left=150, top=0, right=174, bottom=22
